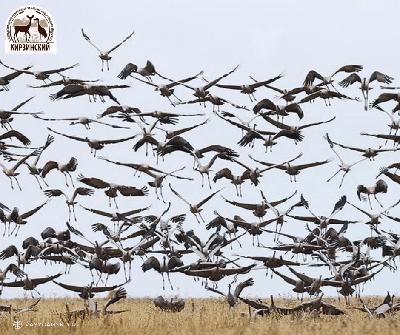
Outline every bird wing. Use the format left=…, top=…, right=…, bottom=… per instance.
left=260, top=114, right=290, bottom=130
left=131, top=75, right=157, bottom=88
left=273, top=128, right=304, bottom=143
left=47, top=127, right=86, bottom=142
left=197, top=188, right=223, bottom=208
left=13, top=298, right=41, bottom=314
left=40, top=160, right=58, bottom=178
left=219, top=264, right=255, bottom=276
left=205, top=286, right=225, bottom=296
left=0, top=245, right=18, bottom=260
left=213, top=168, right=234, bottom=182
left=99, top=135, right=138, bottom=144
left=141, top=256, right=160, bottom=272
left=103, top=287, right=127, bottom=312
left=164, top=118, right=210, bottom=137
left=221, top=196, right=256, bottom=211
left=77, top=174, right=110, bottom=189
left=0, top=130, right=31, bottom=145
left=295, top=159, right=331, bottom=171
left=271, top=269, right=298, bottom=285
left=99, top=158, right=143, bottom=171
left=81, top=28, right=102, bottom=53
left=118, top=63, right=138, bottom=80
left=369, top=71, right=393, bottom=84
left=250, top=73, right=283, bottom=88
left=1, top=64, right=33, bottom=80
left=43, top=63, right=79, bottom=75
left=287, top=266, right=313, bottom=285
left=216, top=112, right=252, bottom=131
left=170, top=213, right=186, bottom=224
left=1, top=279, right=25, bottom=287
left=285, top=103, right=304, bottom=119
left=122, top=205, right=151, bottom=217
left=43, top=189, right=65, bottom=198
left=237, top=130, right=266, bottom=147
left=27, top=80, right=65, bottom=88
left=31, top=272, right=62, bottom=286
left=73, top=187, right=95, bottom=200
left=165, top=135, right=195, bottom=152
left=66, top=222, right=91, bottom=243
left=202, top=64, right=240, bottom=90
left=303, top=70, right=324, bottom=86
left=331, top=141, right=365, bottom=153
left=20, top=201, right=48, bottom=220
left=10, top=149, right=39, bottom=172
left=372, top=93, right=400, bottom=107
left=168, top=184, right=191, bottom=206
left=66, top=157, right=78, bottom=171
left=234, top=277, right=254, bottom=298
left=239, top=297, right=269, bottom=310
left=33, top=115, right=77, bottom=122
left=269, top=190, right=297, bottom=207
left=346, top=201, right=371, bottom=217
left=197, top=145, right=238, bottom=157
left=117, top=185, right=149, bottom=197
left=215, top=83, right=242, bottom=90
left=167, top=70, right=204, bottom=88
left=11, top=96, right=35, bottom=111
left=287, top=214, right=318, bottom=223
left=224, top=217, right=252, bottom=230
left=361, top=132, right=400, bottom=141
left=108, top=30, right=135, bottom=53
left=338, top=73, right=362, bottom=87
left=298, top=116, right=336, bottom=130
left=332, top=64, right=363, bottom=76
left=0, top=60, right=35, bottom=75
left=253, top=98, right=276, bottom=113
left=299, top=91, right=320, bottom=103
left=248, top=156, right=287, bottom=170
left=329, top=195, right=347, bottom=217
left=383, top=213, right=400, bottom=223
left=168, top=256, right=184, bottom=269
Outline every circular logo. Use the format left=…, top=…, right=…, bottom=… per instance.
left=5, top=5, right=56, bottom=53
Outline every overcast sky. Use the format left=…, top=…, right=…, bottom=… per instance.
left=1, top=1, right=400, bottom=300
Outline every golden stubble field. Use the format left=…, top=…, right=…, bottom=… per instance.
left=0, top=296, right=399, bottom=335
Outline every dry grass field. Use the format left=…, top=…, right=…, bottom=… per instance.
left=0, top=296, right=399, bottom=335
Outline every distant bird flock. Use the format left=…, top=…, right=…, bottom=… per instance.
left=1, top=25, right=400, bottom=317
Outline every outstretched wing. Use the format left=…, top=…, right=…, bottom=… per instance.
left=81, top=28, right=102, bottom=53
left=77, top=174, right=110, bottom=189
left=108, top=30, right=135, bottom=53
left=287, top=266, right=313, bottom=285
left=197, top=188, right=223, bottom=208
left=338, top=73, right=362, bottom=87
left=168, top=184, right=191, bottom=206
left=103, top=287, right=127, bottom=312
left=20, top=201, right=48, bottom=220
left=0, top=130, right=31, bottom=145
left=234, top=277, right=254, bottom=298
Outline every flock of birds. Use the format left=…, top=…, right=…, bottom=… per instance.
left=1, top=25, right=400, bottom=318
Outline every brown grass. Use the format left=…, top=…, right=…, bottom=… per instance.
left=0, top=296, right=399, bottom=335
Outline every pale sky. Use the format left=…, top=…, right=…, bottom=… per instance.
left=1, top=1, right=400, bottom=300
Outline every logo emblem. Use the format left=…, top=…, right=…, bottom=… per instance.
left=5, top=5, right=56, bottom=53
left=13, top=320, right=22, bottom=330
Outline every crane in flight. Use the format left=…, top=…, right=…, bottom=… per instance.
left=81, top=28, right=134, bottom=71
